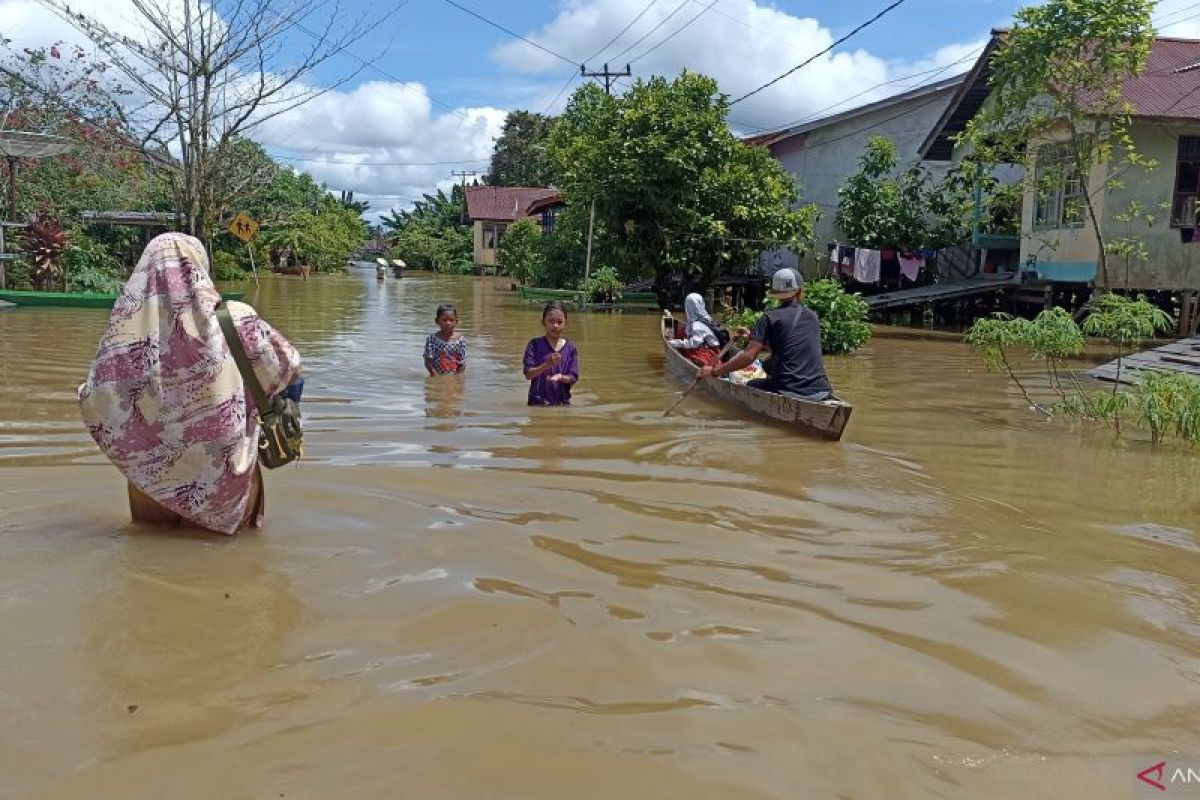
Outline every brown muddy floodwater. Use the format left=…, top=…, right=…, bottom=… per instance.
left=1, top=269, right=1197, bottom=799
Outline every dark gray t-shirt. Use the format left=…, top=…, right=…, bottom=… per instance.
left=751, top=302, right=832, bottom=396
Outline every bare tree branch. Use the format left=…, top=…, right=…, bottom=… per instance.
left=28, top=0, right=379, bottom=236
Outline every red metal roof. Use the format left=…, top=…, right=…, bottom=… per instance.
left=465, top=186, right=560, bottom=222
left=923, top=34, right=1200, bottom=160
left=1119, top=37, right=1200, bottom=119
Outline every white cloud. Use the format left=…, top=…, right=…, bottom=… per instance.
left=492, top=0, right=985, bottom=131
left=252, top=81, right=505, bottom=218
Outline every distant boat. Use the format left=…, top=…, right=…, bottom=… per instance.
left=0, top=289, right=245, bottom=308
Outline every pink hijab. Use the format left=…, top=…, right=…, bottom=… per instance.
left=78, top=232, right=301, bottom=534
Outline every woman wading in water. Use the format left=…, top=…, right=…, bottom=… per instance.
left=78, top=233, right=302, bottom=535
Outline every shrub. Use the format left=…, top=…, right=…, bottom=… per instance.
left=18, top=211, right=68, bottom=291
left=805, top=279, right=873, bottom=354
left=211, top=250, right=247, bottom=281
left=963, top=295, right=1200, bottom=445
left=580, top=265, right=623, bottom=304
left=62, top=235, right=125, bottom=293
left=721, top=279, right=871, bottom=354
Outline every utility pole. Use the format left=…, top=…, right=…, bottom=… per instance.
left=580, top=63, right=630, bottom=95
left=450, top=169, right=479, bottom=224
left=579, top=64, right=631, bottom=289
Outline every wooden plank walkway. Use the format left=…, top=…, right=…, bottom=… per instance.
left=1088, top=336, right=1200, bottom=384
left=865, top=273, right=1022, bottom=311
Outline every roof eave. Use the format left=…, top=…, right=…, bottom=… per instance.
left=918, top=33, right=1005, bottom=160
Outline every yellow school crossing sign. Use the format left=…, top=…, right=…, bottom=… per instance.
left=227, top=212, right=260, bottom=243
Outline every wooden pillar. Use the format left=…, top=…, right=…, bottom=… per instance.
left=1182, top=290, right=1200, bottom=337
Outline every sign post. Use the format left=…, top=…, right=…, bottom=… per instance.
left=227, top=212, right=261, bottom=287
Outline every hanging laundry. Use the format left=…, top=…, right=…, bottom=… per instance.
left=898, top=251, right=924, bottom=282
left=829, top=243, right=840, bottom=266
left=839, top=246, right=855, bottom=277
left=854, top=248, right=881, bottom=283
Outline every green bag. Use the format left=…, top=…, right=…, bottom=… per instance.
left=216, top=304, right=303, bottom=469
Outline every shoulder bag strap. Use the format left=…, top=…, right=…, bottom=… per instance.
left=216, top=303, right=272, bottom=412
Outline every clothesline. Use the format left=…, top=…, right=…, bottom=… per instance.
left=828, top=241, right=933, bottom=285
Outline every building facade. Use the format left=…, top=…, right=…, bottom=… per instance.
left=745, top=76, right=964, bottom=276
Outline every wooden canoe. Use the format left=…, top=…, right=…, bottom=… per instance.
left=0, top=290, right=245, bottom=308
left=661, top=315, right=853, bottom=440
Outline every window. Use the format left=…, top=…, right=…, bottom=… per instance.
left=1033, top=142, right=1084, bottom=230
left=483, top=223, right=506, bottom=250
left=1171, top=135, right=1200, bottom=227
left=541, top=207, right=559, bottom=235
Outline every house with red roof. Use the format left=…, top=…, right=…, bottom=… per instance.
left=922, top=30, right=1200, bottom=314
left=464, top=186, right=561, bottom=273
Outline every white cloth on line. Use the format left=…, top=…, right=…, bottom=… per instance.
left=854, top=248, right=881, bottom=283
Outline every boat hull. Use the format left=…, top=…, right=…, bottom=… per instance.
left=661, top=316, right=852, bottom=440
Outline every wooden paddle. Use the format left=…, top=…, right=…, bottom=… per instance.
left=664, top=339, right=735, bottom=417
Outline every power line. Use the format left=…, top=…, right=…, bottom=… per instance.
left=1155, top=1, right=1200, bottom=25
left=733, top=0, right=1194, bottom=135
left=729, top=0, right=911, bottom=106
left=629, top=0, right=719, bottom=64
left=683, top=0, right=802, bottom=52
left=742, top=48, right=983, bottom=135
left=609, top=0, right=691, bottom=64
left=798, top=92, right=947, bottom=153
left=441, top=0, right=578, bottom=67
left=289, top=20, right=470, bottom=121
left=584, top=0, right=663, bottom=64
left=542, top=70, right=581, bottom=115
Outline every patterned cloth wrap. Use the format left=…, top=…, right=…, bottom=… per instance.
left=78, top=233, right=301, bottom=534
left=726, top=359, right=767, bottom=385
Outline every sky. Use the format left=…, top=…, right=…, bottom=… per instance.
left=5, top=0, right=1200, bottom=219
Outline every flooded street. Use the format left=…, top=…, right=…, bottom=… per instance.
left=1, top=269, right=1197, bottom=799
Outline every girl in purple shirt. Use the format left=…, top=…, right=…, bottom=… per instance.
left=523, top=301, right=579, bottom=405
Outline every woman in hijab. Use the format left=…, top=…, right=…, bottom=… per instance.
left=667, top=292, right=723, bottom=367
left=78, top=232, right=301, bottom=535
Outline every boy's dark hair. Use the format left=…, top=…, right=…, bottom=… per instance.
left=435, top=303, right=457, bottom=321
left=542, top=300, right=568, bottom=320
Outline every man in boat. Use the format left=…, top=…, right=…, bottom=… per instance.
left=697, top=267, right=833, bottom=401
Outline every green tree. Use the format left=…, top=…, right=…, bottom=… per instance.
left=258, top=196, right=366, bottom=273
left=960, top=0, right=1156, bottom=288
left=497, top=217, right=544, bottom=284
left=548, top=72, right=814, bottom=290
left=542, top=202, right=614, bottom=289
left=486, top=110, right=556, bottom=187
left=837, top=136, right=947, bottom=250
left=383, top=188, right=474, bottom=273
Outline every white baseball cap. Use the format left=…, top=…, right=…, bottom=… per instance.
left=767, top=267, right=804, bottom=298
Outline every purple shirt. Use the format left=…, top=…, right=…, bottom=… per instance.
left=523, top=337, right=579, bottom=406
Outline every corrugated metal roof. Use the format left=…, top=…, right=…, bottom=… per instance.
left=1122, top=37, right=1200, bottom=118
left=923, top=33, right=1200, bottom=159
left=465, top=186, right=559, bottom=222
left=741, top=75, right=965, bottom=149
